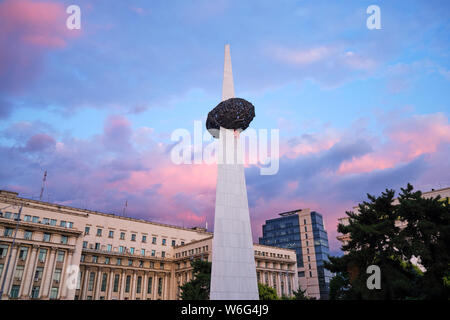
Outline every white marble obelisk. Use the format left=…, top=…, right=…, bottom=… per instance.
left=210, top=45, right=259, bottom=300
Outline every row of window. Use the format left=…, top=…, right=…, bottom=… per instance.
left=254, top=250, right=290, bottom=260
left=9, top=284, right=59, bottom=299
left=2, top=228, right=69, bottom=244
left=80, top=254, right=165, bottom=269
left=84, top=227, right=184, bottom=247
left=82, top=242, right=166, bottom=258
left=0, top=212, right=74, bottom=229
left=0, top=244, right=66, bottom=264
left=256, top=260, right=292, bottom=270
left=83, top=271, right=163, bottom=296
left=174, top=245, right=208, bottom=258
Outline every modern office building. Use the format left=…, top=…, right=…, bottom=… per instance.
left=259, top=208, right=332, bottom=300
left=0, top=189, right=298, bottom=300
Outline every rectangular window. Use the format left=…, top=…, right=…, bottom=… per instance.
left=142, top=235, right=147, bottom=243
left=141, top=249, right=145, bottom=256
left=131, top=234, right=136, bottom=241
left=0, top=264, right=4, bottom=278
left=128, top=259, right=133, bottom=266
left=50, top=219, right=57, bottom=226
left=105, top=257, right=110, bottom=265
left=161, top=251, right=165, bottom=258
left=117, top=258, right=122, bottom=266
left=136, top=276, right=142, bottom=293
left=152, top=237, right=156, bottom=244
left=101, top=273, right=107, bottom=292
left=171, top=240, right=176, bottom=247
left=68, top=222, right=74, bottom=228
left=181, top=241, right=185, bottom=245
left=113, top=274, right=120, bottom=292
left=109, top=230, right=114, bottom=238
left=32, top=216, right=39, bottom=223
left=60, top=221, right=66, bottom=227
left=92, top=256, right=98, bottom=263
left=96, top=228, right=102, bottom=236
left=107, top=244, right=112, bottom=252
left=4, top=228, right=13, bottom=237
left=158, top=277, right=162, bottom=295
left=119, top=246, right=124, bottom=253
left=53, top=268, right=62, bottom=282
left=147, top=277, right=153, bottom=294
left=14, top=265, right=24, bottom=280
left=120, top=232, right=125, bottom=240
left=85, top=226, right=90, bottom=235
left=10, top=285, right=20, bottom=298
left=139, top=260, right=144, bottom=267
left=57, top=251, right=65, bottom=262
left=3, top=212, right=11, bottom=219
left=24, top=215, right=31, bottom=222
left=19, top=247, right=28, bottom=260
left=125, top=275, right=131, bottom=293
left=88, top=272, right=95, bottom=291
left=83, top=241, right=88, bottom=249
left=160, top=263, right=164, bottom=270
left=43, top=233, right=51, bottom=242
left=151, top=250, right=155, bottom=257
left=162, top=239, right=166, bottom=246
left=42, top=218, right=49, bottom=224
left=24, top=230, right=33, bottom=240
left=149, top=262, right=154, bottom=268
left=34, top=267, right=44, bottom=281
left=0, top=245, right=8, bottom=258
left=130, top=247, right=135, bottom=254
left=61, top=235, right=68, bottom=244
left=80, top=255, right=85, bottom=262
left=31, top=286, right=40, bottom=298
left=50, top=287, right=58, bottom=299
left=38, top=249, right=47, bottom=263
left=95, top=243, right=100, bottom=250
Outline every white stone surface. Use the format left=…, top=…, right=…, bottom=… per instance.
left=210, top=45, right=259, bottom=300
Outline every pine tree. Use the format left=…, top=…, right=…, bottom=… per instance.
left=179, top=259, right=211, bottom=300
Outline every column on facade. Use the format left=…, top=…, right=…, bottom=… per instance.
left=65, top=249, right=79, bottom=300
left=41, top=247, right=57, bottom=298
left=60, top=249, right=74, bottom=299
left=119, top=270, right=126, bottom=300
left=20, top=244, right=39, bottom=298
left=131, top=271, right=137, bottom=300
left=142, top=273, right=148, bottom=300
left=276, top=272, right=282, bottom=297
left=164, top=273, right=169, bottom=300
left=2, top=243, right=18, bottom=298
left=94, top=267, right=102, bottom=299
left=107, top=268, right=114, bottom=299
left=82, top=267, right=89, bottom=300
left=153, top=272, right=158, bottom=300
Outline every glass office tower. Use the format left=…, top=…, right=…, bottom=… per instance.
left=259, top=209, right=332, bottom=299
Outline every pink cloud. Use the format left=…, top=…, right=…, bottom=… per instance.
left=339, top=113, right=450, bottom=174
left=0, top=0, right=80, bottom=93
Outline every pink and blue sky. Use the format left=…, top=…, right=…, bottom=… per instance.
left=0, top=0, right=449, bottom=255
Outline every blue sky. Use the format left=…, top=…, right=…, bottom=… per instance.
left=0, top=0, right=449, bottom=254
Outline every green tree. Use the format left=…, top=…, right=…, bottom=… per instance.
left=179, top=259, right=211, bottom=300
left=325, top=186, right=423, bottom=299
left=396, top=184, right=450, bottom=299
left=291, top=288, right=315, bottom=300
left=258, top=283, right=279, bottom=300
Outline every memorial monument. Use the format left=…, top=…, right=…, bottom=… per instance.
left=208, top=45, right=259, bottom=300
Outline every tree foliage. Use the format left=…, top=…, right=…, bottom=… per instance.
left=258, top=283, right=279, bottom=300
left=325, top=184, right=450, bottom=299
left=179, top=259, right=211, bottom=300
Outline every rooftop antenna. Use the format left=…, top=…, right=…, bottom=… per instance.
left=39, top=170, right=47, bottom=201
left=122, top=200, right=128, bottom=217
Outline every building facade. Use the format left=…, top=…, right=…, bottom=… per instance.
left=0, top=190, right=298, bottom=300
left=259, top=209, right=332, bottom=300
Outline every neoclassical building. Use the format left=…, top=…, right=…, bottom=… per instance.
left=0, top=190, right=298, bottom=300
